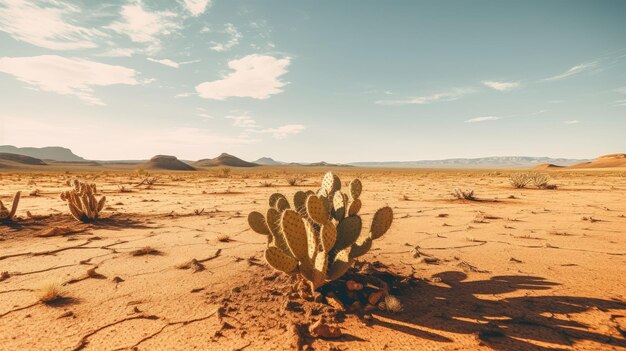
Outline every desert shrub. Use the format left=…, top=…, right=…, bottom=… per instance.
left=260, top=181, right=274, bottom=187
left=286, top=175, right=303, bottom=186
left=529, top=172, right=550, bottom=188
left=452, top=189, right=476, bottom=201
left=510, top=173, right=531, bottom=188
left=247, top=172, right=393, bottom=290
left=215, top=167, right=231, bottom=178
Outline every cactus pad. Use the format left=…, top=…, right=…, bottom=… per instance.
left=269, top=193, right=288, bottom=208
left=370, top=206, right=393, bottom=239
left=248, top=211, right=270, bottom=235
left=265, top=247, right=298, bottom=274
left=275, top=197, right=290, bottom=212
left=334, top=216, right=362, bottom=251
left=281, top=210, right=309, bottom=260
left=349, top=179, right=362, bottom=200
left=332, top=191, right=347, bottom=220
left=320, top=223, right=337, bottom=252
left=348, top=198, right=362, bottom=216
left=306, top=194, right=327, bottom=224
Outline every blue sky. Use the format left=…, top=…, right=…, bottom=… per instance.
left=0, top=0, right=625, bottom=162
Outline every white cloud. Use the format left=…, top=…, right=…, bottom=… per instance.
left=0, top=55, right=138, bottom=105
left=181, top=0, right=211, bottom=16
left=482, top=80, right=521, bottom=91
left=615, top=99, right=626, bottom=106
left=564, top=120, right=580, bottom=124
left=615, top=87, right=626, bottom=94
left=259, top=124, right=306, bottom=139
left=196, top=55, right=290, bottom=100
left=376, top=87, right=476, bottom=105
left=465, top=116, right=500, bottom=123
left=225, top=115, right=259, bottom=129
left=147, top=57, right=179, bottom=68
left=544, top=62, right=597, bottom=81
left=210, top=23, right=242, bottom=52
left=108, top=2, right=180, bottom=52
left=0, top=0, right=103, bottom=50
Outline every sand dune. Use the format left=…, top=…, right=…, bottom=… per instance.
left=569, top=153, right=626, bottom=169
left=140, top=155, right=196, bottom=171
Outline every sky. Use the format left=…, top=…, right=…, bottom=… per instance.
left=0, top=0, right=625, bottom=163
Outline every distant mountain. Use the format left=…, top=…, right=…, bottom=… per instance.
left=253, top=157, right=284, bottom=165
left=0, top=153, right=47, bottom=168
left=0, top=145, right=86, bottom=162
left=140, top=155, right=195, bottom=171
left=349, top=156, right=590, bottom=168
left=195, top=153, right=258, bottom=168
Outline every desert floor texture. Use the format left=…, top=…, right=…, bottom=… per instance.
left=0, top=168, right=625, bottom=351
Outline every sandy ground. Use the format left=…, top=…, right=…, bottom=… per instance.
left=0, top=168, right=625, bottom=351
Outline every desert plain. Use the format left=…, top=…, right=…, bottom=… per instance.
left=0, top=167, right=625, bottom=351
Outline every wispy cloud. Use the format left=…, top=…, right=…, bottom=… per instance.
left=147, top=57, right=179, bottom=68
left=564, top=120, right=580, bottom=124
left=181, top=0, right=211, bottom=16
left=465, top=116, right=500, bottom=123
left=225, top=115, right=259, bottom=129
left=0, top=55, right=138, bottom=105
left=258, top=124, right=306, bottom=139
left=108, top=2, right=180, bottom=53
left=544, top=62, right=598, bottom=81
left=0, top=0, right=104, bottom=50
left=210, top=23, right=242, bottom=52
left=482, top=80, right=521, bottom=91
left=225, top=114, right=305, bottom=139
left=196, top=54, right=290, bottom=100
left=376, top=87, right=476, bottom=105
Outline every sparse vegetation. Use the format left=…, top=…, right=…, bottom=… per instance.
left=286, top=175, right=303, bottom=186
left=130, top=246, right=162, bottom=256
left=0, top=191, right=21, bottom=221
left=37, top=281, right=65, bottom=304
left=260, top=181, right=274, bottom=187
left=452, top=188, right=477, bottom=201
left=510, top=173, right=531, bottom=188
left=217, top=233, right=231, bottom=242
left=60, top=180, right=106, bottom=222
left=117, top=185, right=132, bottom=193
left=215, top=167, right=231, bottom=178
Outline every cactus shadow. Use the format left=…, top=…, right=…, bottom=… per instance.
left=376, top=271, right=626, bottom=350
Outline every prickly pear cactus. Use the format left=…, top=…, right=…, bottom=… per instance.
left=248, top=172, right=393, bottom=290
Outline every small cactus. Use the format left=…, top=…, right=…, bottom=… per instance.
left=60, top=180, right=106, bottom=222
left=248, top=172, right=393, bottom=290
left=0, top=191, right=21, bottom=221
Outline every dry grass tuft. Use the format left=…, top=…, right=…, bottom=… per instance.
left=259, top=181, right=274, bottom=188
left=130, top=246, right=162, bottom=256
left=217, top=234, right=231, bottom=242
left=37, top=282, right=66, bottom=304
left=452, top=188, right=477, bottom=201
left=286, top=176, right=303, bottom=186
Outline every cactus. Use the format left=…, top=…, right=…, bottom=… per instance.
left=60, top=180, right=106, bottom=222
left=248, top=172, right=393, bottom=290
left=0, top=192, right=21, bottom=221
